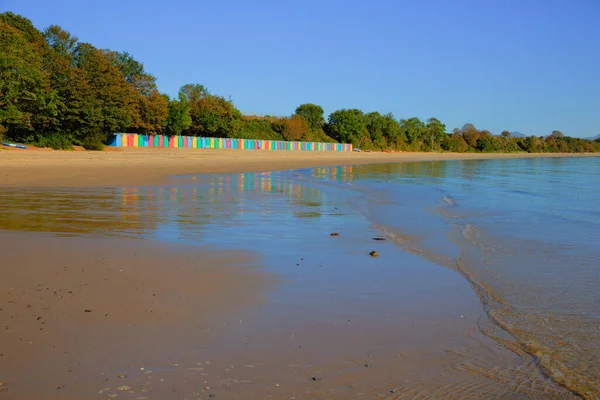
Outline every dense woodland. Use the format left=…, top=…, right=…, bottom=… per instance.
left=1, top=12, right=599, bottom=153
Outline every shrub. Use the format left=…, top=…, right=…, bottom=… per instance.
left=82, top=138, right=105, bottom=151
left=36, top=133, right=73, bottom=150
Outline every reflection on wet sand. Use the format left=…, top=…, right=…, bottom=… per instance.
left=0, top=167, right=361, bottom=239
left=0, top=171, right=317, bottom=235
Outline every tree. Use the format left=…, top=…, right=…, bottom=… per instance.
left=135, top=90, right=168, bottom=135
left=501, top=131, right=511, bottom=138
left=73, top=43, right=138, bottom=146
left=521, top=136, right=541, bottom=153
left=461, top=123, right=480, bottom=148
left=179, top=84, right=242, bottom=137
left=426, top=117, right=446, bottom=150
left=113, top=52, right=155, bottom=95
left=165, top=93, right=192, bottom=136
left=476, top=136, right=502, bottom=152
left=273, top=114, right=310, bottom=141
left=326, top=109, right=369, bottom=147
left=44, top=25, right=78, bottom=61
left=42, top=24, right=86, bottom=146
left=295, top=104, right=324, bottom=132
left=0, top=12, right=46, bottom=47
left=0, top=18, right=59, bottom=143
left=110, top=51, right=167, bottom=134
left=380, top=113, right=405, bottom=147
left=400, top=117, right=427, bottom=148
left=238, top=116, right=281, bottom=140
left=365, top=112, right=388, bottom=149
left=551, top=130, right=564, bottom=139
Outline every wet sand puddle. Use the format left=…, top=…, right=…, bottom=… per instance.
left=0, top=166, right=581, bottom=399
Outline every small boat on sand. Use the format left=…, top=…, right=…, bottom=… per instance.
left=1, top=142, right=27, bottom=149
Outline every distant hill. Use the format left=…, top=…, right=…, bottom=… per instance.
left=585, top=134, right=600, bottom=140
left=492, top=131, right=527, bottom=138
left=510, top=131, right=527, bottom=138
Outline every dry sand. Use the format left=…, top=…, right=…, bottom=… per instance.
left=0, top=146, right=594, bottom=187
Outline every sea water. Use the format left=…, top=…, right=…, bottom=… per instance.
left=1, top=156, right=598, bottom=398
left=302, top=157, right=600, bottom=398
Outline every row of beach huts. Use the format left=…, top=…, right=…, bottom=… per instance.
left=108, top=133, right=352, bottom=152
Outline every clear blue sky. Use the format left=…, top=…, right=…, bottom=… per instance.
left=3, top=0, right=599, bottom=137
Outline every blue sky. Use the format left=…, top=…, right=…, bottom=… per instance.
left=3, top=0, right=599, bottom=137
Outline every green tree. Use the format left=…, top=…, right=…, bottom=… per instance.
left=365, top=112, right=408, bottom=149
left=365, top=112, right=389, bottom=149
left=476, top=136, right=503, bottom=152
left=0, top=12, right=46, bottom=47
left=44, top=25, right=78, bottom=61
left=294, top=104, right=324, bottom=132
left=400, top=117, right=427, bottom=149
left=113, top=52, right=155, bottom=95
left=111, top=51, right=167, bottom=134
left=238, top=116, right=282, bottom=140
left=520, top=136, right=542, bottom=153
left=165, top=93, right=192, bottom=136
left=73, top=43, right=138, bottom=147
left=179, top=84, right=242, bottom=137
left=380, top=113, right=405, bottom=148
left=42, top=24, right=85, bottom=147
left=441, top=133, right=469, bottom=152
left=501, top=130, right=511, bottom=138
left=426, top=117, right=446, bottom=150
left=0, top=17, right=59, bottom=143
left=326, top=109, right=368, bottom=147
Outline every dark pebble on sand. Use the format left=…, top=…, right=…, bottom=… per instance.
left=84, top=310, right=92, bottom=313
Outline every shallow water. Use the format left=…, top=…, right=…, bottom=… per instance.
left=302, top=158, right=600, bottom=398
left=1, top=157, right=598, bottom=398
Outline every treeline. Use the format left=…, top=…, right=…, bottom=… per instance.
left=1, top=12, right=599, bottom=153
left=0, top=13, right=331, bottom=150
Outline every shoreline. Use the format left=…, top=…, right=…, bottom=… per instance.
left=1, top=147, right=597, bottom=187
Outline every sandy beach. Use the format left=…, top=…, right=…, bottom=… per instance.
left=0, top=148, right=585, bottom=399
left=0, top=146, right=593, bottom=187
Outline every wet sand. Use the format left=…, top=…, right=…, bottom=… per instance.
left=0, top=231, right=273, bottom=399
left=0, top=230, right=573, bottom=399
left=0, top=147, right=594, bottom=187
left=0, top=148, right=584, bottom=399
